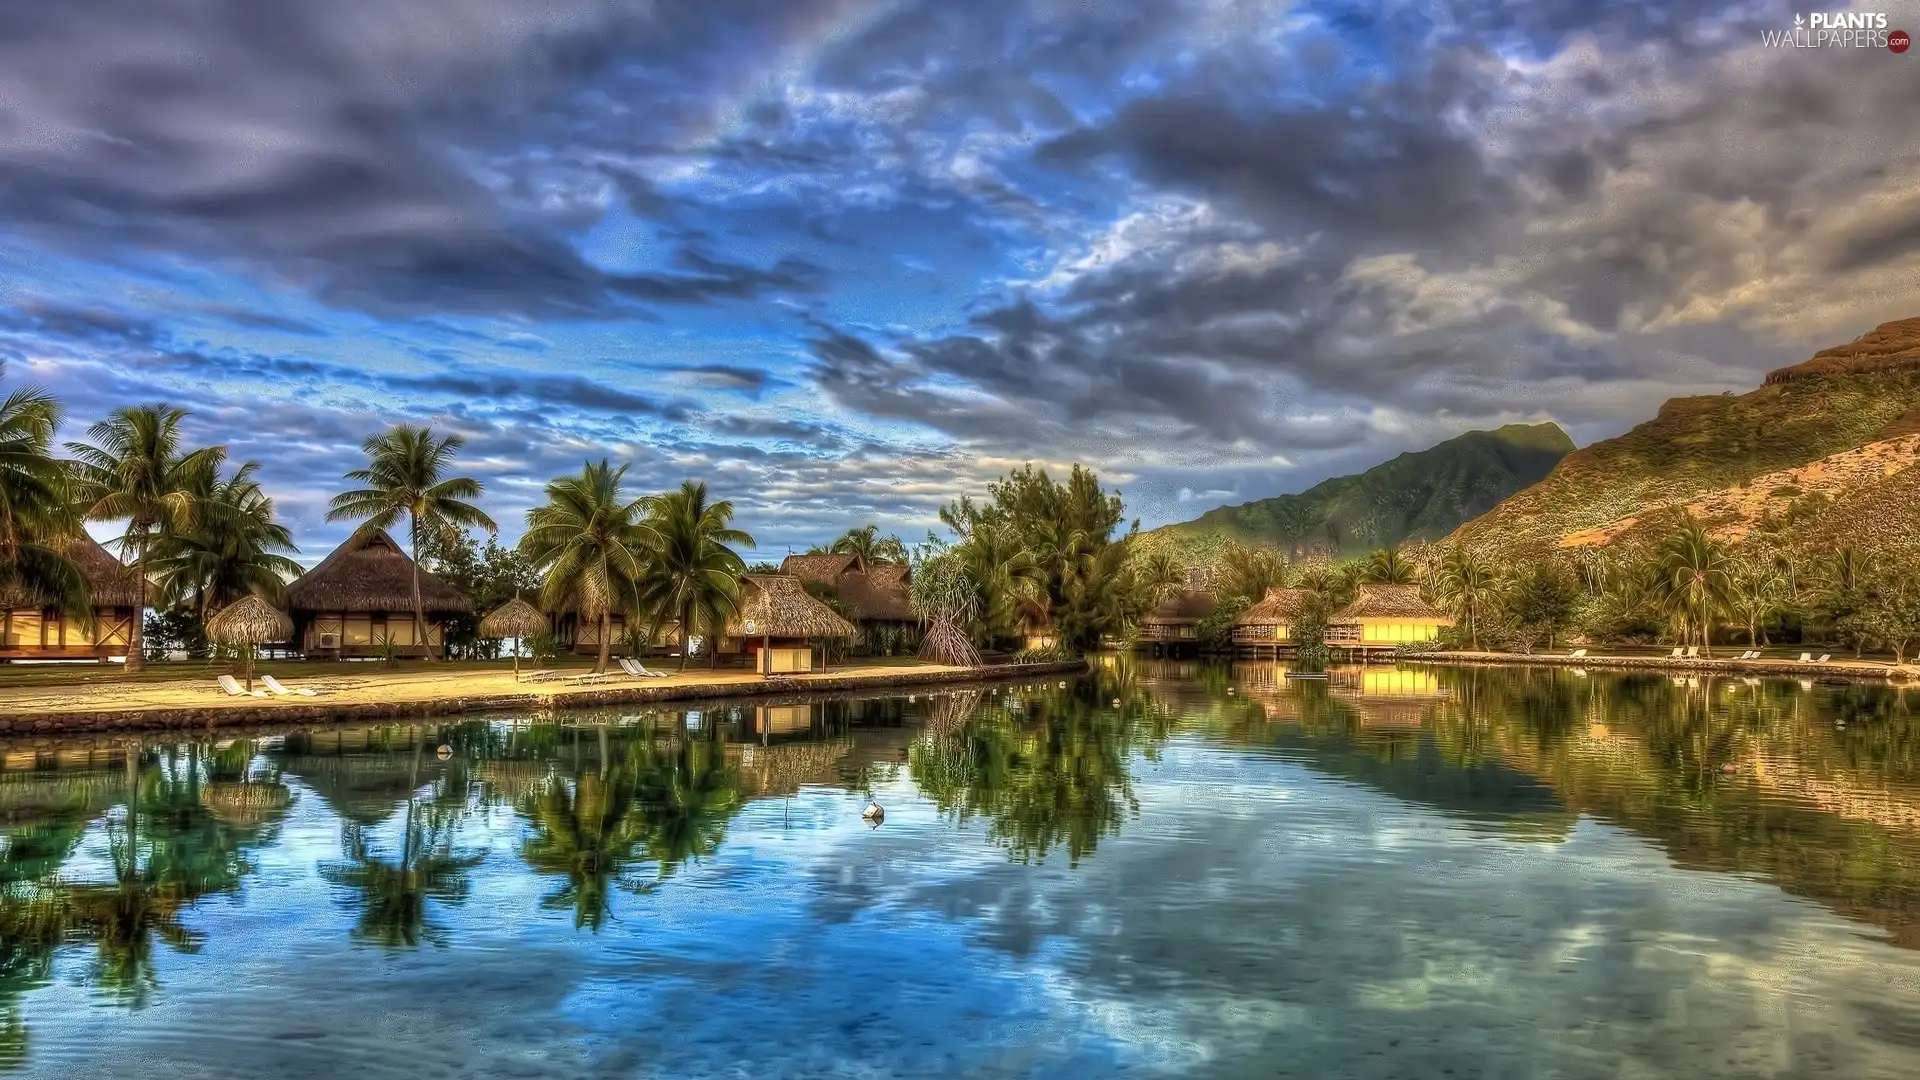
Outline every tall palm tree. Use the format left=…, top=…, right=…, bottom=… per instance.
left=1219, top=544, right=1289, bottom=601
left=151, top=461, right=302, bottom=619
left=634, top=481, right=753, bottom=671
left=1727, top=558, right=1785, bottom=647
left=317, top=801, right=481, bottom=947
left=956, top=522, right=1046, bottom=645
left=1358, top=546, right=1417, bottom=584
left=1653, top=520, right=1736, bottom=656
left=67, top=406, right=226, bottom=672
left=328, top=425, right=496, bottom=660
left=0, top=363, right=88, bottom=624
left=519, top=460, right=653, bottom=675
left=1434, top=546, right=1498, bottom=651
left=828, top=524, right=907, bottom=564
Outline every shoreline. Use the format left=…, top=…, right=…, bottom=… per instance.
left=1404, top=650, right=1916, bottom=681
left=0, top=659, right=1089, bottom=735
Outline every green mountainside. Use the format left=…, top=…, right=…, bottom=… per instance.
left=1450, top=316, right=1920, bottom=560
left=1155, top=422, right=1574, bottom=558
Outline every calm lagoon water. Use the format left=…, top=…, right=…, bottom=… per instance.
left=5, top=660, right=1920, bottom=1078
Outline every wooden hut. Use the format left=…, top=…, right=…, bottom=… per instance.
left=0, top=535, right=141, bottom=661
left=725, top=573, right=857, bottom=675
left=285, top=527, right=470, bottom=659
left=778, top=553, right=915, bottom=652
left=1232, top=587, right=1315, bottom=656
left=1137, top=589, right=1216, bottom=654
left=1327, top=585, right=1452, bottom=656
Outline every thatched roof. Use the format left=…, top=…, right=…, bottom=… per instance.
left=479, top=598, right=549, bottom=638
left=777, top=553, right=912, bottom=621
left=206, top=595, right=293, bottom=644
left=1236, top=587, right=1314, bottom=626
left=727, top=574, right=857, bottom=639
left=779, top=553, right=861, bottom=585
left=1142, top=589, right=1216, bottom=626
left=1333, top=584, right=1449, bottom=622
left=286, top=526, right=471, bottom=615
left=0, top=533, right=143, bottom=609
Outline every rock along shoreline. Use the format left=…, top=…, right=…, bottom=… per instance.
left=1404, top=650, right=1913, bottom=682
left=0, top=659, right=1092, bottom=736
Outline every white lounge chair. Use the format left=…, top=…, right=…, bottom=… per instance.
left=519, top=669, right=560, bottom=683
left=1797, top=653, right=1813, bottom=663
left=1569, top=649, right=1587, bottom=658
left=622, top=658, right=671, bottom=678
left=1669, top=647, right=1684, bottom=659
left=1817, top=653, right=1832, bottom=663
left=1684, top=646, right=1700, bottom=660
left=562, top=671, right=608, bottom=685
left=217, top=674, right=265, bottom=698
left=261, top=675, right=318, bottom=697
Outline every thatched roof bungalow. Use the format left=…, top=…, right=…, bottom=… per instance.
left=1328, top=585, right=1451, bottom=648
left=1232, top=588, right=1315, bottom=646
left=727, top=573, right=857, bottom=675
left=0, top=534, right=142, bottom=661
left=778, top=553, right=914, bottom=648
left=286, top=527, right=471, bottom=659
left=1138, top=589, right=1216, bottom=649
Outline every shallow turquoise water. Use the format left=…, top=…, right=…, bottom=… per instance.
left=5, top=660, right=1920, bottom=1078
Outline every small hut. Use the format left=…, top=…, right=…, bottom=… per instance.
left=1137, top=590, right=1216, bottom=654
left=286, top=527, right=471, bottom=659
left=0, top=534, right=142, bottom=661
left=1233, top=588, right=1315, bottom=654
left=725, top=573, right=856, bottom=675
left=206, top=595, right=293, bottom=690
left=479, top=598, right=549, bottom=679
left=1327, top=585, right=1452, bottom=655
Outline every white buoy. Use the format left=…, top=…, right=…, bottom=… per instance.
left=862, top=801, right=885, bottom=825
left=1111, top=699, right=1121, bottom=707
left=436, top=744, right=453, bottom=760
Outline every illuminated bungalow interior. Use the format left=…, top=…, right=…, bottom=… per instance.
left=1327, top=585, right=1452, bottom=649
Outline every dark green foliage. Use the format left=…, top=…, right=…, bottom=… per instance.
left=419, top=530, right=542, bottom=659
left=141, top=610, right=208, bottom=662
left=1164, top=423, right=1572, bottom=557
left=1502, top=564, right=1578, bottom=653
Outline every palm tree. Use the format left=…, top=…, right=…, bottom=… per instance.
left=327, top=425, right=496, bottom=660
left=828, top=525, right=907, bottom=564
left=956, top=523, right=1046, bottom=645
left=1358, top=546, right=1417, bottom=584
left=0, top=364, right=89, bottom=624
left=634, top=481, right=753, bottom=671
left=519, top=460, right=653, bottom=675
left=1219, top=544, right=1289, bottom=602
left=317, top=801, right=481, bottom=947
left=1728, top=558, right=1785, bottom=647
left=519, top=732, right=647, bottom=931
left=1653, top=520, right=1736, bottom=656
left=151, top=461, right=302, bottom=620
left=1434, top=546, right=1498, bottom=650
left=67, top=406, right=227, bottom=672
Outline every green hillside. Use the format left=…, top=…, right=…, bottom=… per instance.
left=1156, top=422, right=1574, bottom=557
left=1451, top=316, right=1920, bottom=560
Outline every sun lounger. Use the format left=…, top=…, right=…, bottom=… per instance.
left=1817, top=653, right=1832, bottom=663
left=1683, top=646, right=1700, bottom=660
left=217, top=674, right=265, bottom=698
left=1797, top=653, right=1813, bottom=663
left=1668, top=647, right=1684, bottom=658
left=1569, top=649, right=1587, bottom=658
left=562, top=671, right=608, bottom=685
left=621, top=658, right=671, bottom=678
left=261, top=675, right=318, bottom=697
left=519, top=669, right=560, bottom=682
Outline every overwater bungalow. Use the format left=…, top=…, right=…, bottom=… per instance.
left=0, top=535, right=140, bottom=662
left=285, top=527, right=470, bottom=660
left=1137, top=589, right=1216, bottom=654
left=1232, top=587, right=1315, bottom=656
left=724, top=573, right=858, bottom=675
left=1326, top=584, right=1451, bottom=658
left=778, top=553, right=915, bottom=652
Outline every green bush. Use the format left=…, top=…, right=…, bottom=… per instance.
left=1012, top=645, right=1076, bottom=664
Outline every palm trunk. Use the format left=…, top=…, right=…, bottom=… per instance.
left=679, top=604, right=691, bottom=672
left=125, top=539, right=149, bottom=673
left=595, top=611, right=612, bottom=674
left=409, top=516, right=430, bottom=661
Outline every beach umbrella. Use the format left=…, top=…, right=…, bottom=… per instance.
left=206, top=595, right=293, bottom=692
left=480, top=598, right=549, bottom=680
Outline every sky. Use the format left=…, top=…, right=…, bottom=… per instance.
left=1, top=0, right=1917, bottom=561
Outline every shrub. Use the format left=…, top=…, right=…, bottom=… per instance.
left=1012, top=645, right=1076, bottom=664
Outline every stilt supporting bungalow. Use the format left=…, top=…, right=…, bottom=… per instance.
left=286, top=527, right=470, bottom=660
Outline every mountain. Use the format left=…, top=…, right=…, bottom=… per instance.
left=1155, top=422, right=1575, bottom=558
left=1450, top=317, right=1920, bottom=560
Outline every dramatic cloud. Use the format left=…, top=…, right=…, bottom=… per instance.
left=1, top=0, right=1916, bottom=542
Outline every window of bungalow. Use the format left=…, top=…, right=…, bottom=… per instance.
left=8, top=611, right=42, bottom=648
left=344, top=616, right=374, bottom=646
left=384, top=617, right=417, bottom=646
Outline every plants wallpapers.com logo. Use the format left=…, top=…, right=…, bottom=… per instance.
left=1761, top=11, right=1910, bottom=49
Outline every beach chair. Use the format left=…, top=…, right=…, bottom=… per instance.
left=1569, top=648, right=1587, bottom=658
left=217, top=674, right=266, bottom=698
left=1668, top=647, right=1684, bottom=658
left=1684, top=646, right=1700, bottom=660
left=1817, top=653, right=1832, bottom=663
left=519, top=669, right=559, bottom=683
left=1797, top=653, right=1813, bottom=663
left=623, top=658, right=671, bottom=677
left=261, top=675, right=319, bottom=697
left=562, top=671, right=608, bottom=685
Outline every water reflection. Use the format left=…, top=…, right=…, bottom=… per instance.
left=0, top=665, right=1917, bottom=1075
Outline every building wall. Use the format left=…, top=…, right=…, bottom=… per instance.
left=0, top=607, right=133, bottom=658
left=302, top=613, right=444, bottom=657
left=1328, top=619, right=1445, bottom=644
left=1233, top=622, right=1293, bottom=642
